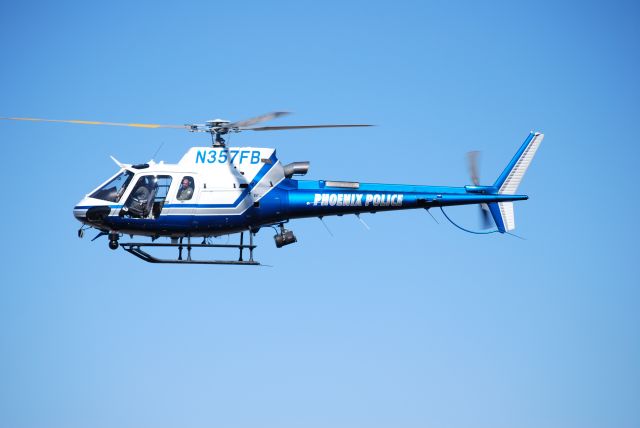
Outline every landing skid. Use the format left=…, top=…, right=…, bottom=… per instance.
left=119, top=233, right=259, bottom=265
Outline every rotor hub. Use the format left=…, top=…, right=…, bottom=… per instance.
left=205, top=119, right=231, bottom=128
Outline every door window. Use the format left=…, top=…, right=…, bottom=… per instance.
left=176, top=176, right=195, bottom=201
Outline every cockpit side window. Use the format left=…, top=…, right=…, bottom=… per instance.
left=176, top=176, right=195, bottom=201
left=90, top=170, right=134, bottom=202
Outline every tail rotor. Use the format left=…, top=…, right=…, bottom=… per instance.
left=467, top=150, right=493, bottom=229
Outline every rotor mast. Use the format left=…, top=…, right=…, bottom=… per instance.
left=186, top=119, right=233, bottom=147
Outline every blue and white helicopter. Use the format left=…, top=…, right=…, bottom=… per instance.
left=2, top=113, right=543, bottom=265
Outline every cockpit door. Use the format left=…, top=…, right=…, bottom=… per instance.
left=162, top=175, right=199, bottom=226
left=121, top=175, right=173, bottom=219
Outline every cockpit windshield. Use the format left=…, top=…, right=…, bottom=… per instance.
left=90, top=170, right=134, bottom=202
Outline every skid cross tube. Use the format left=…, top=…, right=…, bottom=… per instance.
left=119, top=234, right=259, bottom=265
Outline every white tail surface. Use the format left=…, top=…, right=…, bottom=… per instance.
left=499, top=133, right=544, bottom=195
left=498, top=201, right=516, bottom=231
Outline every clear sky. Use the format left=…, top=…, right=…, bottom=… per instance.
left=1, top=1, right=638, bottom=427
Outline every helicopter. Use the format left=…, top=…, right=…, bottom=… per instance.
left=1, top=112, right=543, bottom=265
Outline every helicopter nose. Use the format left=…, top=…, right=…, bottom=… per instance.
left=73, top=204, right=88, bottom=222
left=73, top=202, right=109, bottom=221
left=84, top=206, right=112, bottom=224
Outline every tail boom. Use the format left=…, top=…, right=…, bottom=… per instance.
left=272, top=131, right=542, bottom=231
left=281, top=182, right=527, bottom=221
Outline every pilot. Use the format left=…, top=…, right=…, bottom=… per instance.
left=177, top=177, right=194, bottom=201
left=133, top=177, right=152, bottom=202
left=125, top=176, right=154, bottom=217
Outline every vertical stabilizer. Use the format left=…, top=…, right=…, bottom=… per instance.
left=489, top=132, right=544, bottom=232
left=494, top=132, right=544, bottom=194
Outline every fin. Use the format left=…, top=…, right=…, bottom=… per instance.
left=489, top=132, right=544, bottom=232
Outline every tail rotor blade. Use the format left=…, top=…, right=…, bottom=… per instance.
left=467, top=150, right=481, bottom=186
left=480, top=204, right=493, bottom=229
left=467, top=150, right=493, bottom=229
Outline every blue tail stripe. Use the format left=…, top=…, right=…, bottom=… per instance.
left=493, top=132, right=535, bottom=189
left=487, top=202, right=506, bottom=233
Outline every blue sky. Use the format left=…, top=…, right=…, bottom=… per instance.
left=1, top=1, right=638, bottom=427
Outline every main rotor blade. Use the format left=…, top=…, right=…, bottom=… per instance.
left=227, top=111, right=291, bottom=129
left=244, top=124, right=374, bottom=132
left=467, top=150, right=480, bottom=186
left=0, top=117, right=187, bottom=129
